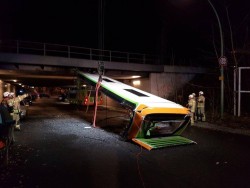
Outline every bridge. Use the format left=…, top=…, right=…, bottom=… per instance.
left=0, top=40, right=208, bottom=99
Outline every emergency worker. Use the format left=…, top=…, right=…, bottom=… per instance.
left=1, top=91, right=15, bottom=144
left=1, top=92, right=10, bottom=110
left=187, top=94, right=196, bottom=126
left=197, top=91, right=206, bottom=121
left=7, top=92, right=27, bottom=131
left=7, top=93, right=20, bottom=131
left=192, top=92, right=197, bottom=121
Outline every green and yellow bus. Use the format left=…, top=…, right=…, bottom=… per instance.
left=77, top=72, right=196, bottom=150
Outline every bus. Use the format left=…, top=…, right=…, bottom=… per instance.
left=77, top=72, right=196, bottom=150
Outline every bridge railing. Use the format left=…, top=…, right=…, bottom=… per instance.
left=0, top=40, right=161, bottom=64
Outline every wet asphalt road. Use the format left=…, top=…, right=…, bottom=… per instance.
left=1, top=97, right=250, bottom=188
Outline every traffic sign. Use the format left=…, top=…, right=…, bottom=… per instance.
left=219, top=56, right=227, bottom=66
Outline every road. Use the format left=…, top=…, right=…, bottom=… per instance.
left=1, top=97, right=250, bottom=188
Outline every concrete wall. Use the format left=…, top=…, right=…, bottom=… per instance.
left=149, top=73, right=195, bottom=99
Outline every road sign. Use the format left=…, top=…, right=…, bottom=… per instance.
left=219, top=56, right=227, bottom=66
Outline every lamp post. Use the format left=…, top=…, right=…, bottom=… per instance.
left=207, top=0, right=225, bottom=119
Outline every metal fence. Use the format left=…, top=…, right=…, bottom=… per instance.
left=0, top=40, right=161, bottom=64
left=235, top=67, right=250, bottom=116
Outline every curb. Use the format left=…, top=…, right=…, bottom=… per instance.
left=193, top=122, right=250, bottom=137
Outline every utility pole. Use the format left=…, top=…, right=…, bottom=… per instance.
left=207, top=0, right=226, bottom=119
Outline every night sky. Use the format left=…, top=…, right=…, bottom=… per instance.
left=1, top=0, right=250, bottom=67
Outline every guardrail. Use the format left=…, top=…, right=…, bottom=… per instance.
left=0, top=40, right=161, bottom=64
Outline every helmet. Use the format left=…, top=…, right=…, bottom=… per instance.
left=192, top=93, right=196, bottom=97
left=199, top=91, right=204, bottom=95
left=189, top=94, right=193, bottom=99
left=3, top=92, right=9, bottom=97
left=9, top=92, right=15, bottom=96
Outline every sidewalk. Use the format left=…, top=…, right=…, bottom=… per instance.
left=193, top=121, right=250, bottom=137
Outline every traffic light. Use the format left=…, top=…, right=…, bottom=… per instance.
left=98, top=61, right=104, bottom=76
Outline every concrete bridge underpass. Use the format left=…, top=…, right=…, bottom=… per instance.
left=0, top=40, right=208, bottom=99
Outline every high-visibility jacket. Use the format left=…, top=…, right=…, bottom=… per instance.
left=7, top=94, right=28, bottom=114
left=188, top=98, right=196, bottom=113
left=197, top=95, right=205, bottom=108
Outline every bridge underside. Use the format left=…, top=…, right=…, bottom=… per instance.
left=0, top=52, right=206, bottom=87
left=0, top=63, right=149, bottom=87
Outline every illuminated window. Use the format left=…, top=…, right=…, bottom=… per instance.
left=133, top=80, right=141, bottom=86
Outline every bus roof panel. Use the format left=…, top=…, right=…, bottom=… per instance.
left=78, top=72, right=185, bottom=110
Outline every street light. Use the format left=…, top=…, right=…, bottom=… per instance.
left=207, top=0, right=225, bottom=119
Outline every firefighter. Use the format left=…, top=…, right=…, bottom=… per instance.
left=192, top=92, right=197, bottom=121
left=197, top=91, right=206, bottom=121
left=187, top=94, right=196, bottom=126
left=1, top=92, right=10, bottom=109
left=7, top=92, right=27, bottom=131
left=7, top=93, right=21, bottom=131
